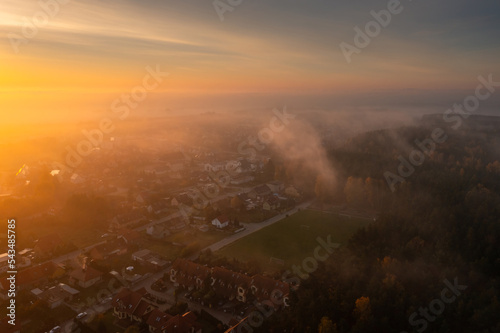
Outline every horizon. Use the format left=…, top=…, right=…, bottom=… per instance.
left=1, top=0, right=500, bottom=125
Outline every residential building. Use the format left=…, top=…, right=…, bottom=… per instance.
left=132, top=249, right=168, bottom=271
left=266, top=181, right=285, bottom=193
left=89, top=239, right=127, bottom=261
left=31, top=283, right=79, bottom=309
left=112, top=288, right=155, bottom=324
left=147, top=309, right=202, bottom=333
left=211, top=215, right=229, bottom=229
left=0, top=262, right=65, bottom=293
left=146, top=224, right=170, bottom=239
left=170, top=259, right=290, bottom=307
left=69, top=266, right=103, bottom=288
left=170, top=259, right=211, bottom=291
left=263, top=195, right=280, bottom=211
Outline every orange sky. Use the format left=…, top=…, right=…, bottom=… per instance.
left=1, top=0, right=499, bottom=124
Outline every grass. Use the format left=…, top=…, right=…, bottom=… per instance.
left=217, top=209, right=370, bottom=272
left=187, top=230, right=228, bottom=248
left=146, top=240, right=181, bottom=260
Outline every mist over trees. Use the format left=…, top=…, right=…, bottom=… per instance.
left=259, top=124, right=500, bottom=332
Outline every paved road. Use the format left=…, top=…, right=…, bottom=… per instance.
left=43, top=189, right=311, bottom=332
left=41, top=183, right=260, bottom=267
left=195, top=200, right=313, bottom=255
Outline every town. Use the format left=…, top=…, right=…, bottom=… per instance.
left=0, top=113, right=377, bottom=332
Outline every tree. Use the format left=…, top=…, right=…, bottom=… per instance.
left=231, top=195, right=244, bottom=211
left=124, top=325, right=139, bottom=333
left=318, top=316, right=338, bottom=333
left=354, top=296, right=372, bottom=322
left=315, top=174, right=336, bottom=205
left=263, top=158, right=276, bottom=179
left=344, top=177, right=366, bottom=208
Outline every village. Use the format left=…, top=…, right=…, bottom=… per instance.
left=0, top=137, right=310, bottom=332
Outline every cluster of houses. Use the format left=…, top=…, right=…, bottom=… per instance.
left=106, top=152, right=270, bottom=230
left=0, top=232, right=122, bottom=301
left=112, top=287, right=202, bottom=333
left=0, top=230, right=167, bottom=306
left=105, top=148, right=303, bottom=231
left=170, top=259, right=290, bottom=308
left=0, top=260, right=102, bottom=308
left=232, top=181, right=299, bottom=213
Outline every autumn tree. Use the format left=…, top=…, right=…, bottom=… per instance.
left=318, top=316, right=338, bottom=333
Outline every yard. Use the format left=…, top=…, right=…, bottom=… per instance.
left=146, top=229, right=228, bottom=260
left=217, top=209, right=371, bottom=272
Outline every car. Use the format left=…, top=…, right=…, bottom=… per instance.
left=49, top=326, right=61, bottom=333
left=126, top=266, right=134, bottom=272
left=76, top=312, right=87, bottom=319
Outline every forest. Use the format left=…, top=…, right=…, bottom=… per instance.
left=262, top=122, right=500, bottom=332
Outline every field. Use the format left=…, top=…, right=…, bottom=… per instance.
left=217, top=209, right=371, bottom=272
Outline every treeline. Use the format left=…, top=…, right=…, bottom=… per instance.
left=260, top=126, right=500, bottom=332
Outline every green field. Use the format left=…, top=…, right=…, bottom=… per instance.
left=217, top=209, right=370, bottom=271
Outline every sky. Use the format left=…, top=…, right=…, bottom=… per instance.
left=1, top=0, right=500, bottom=124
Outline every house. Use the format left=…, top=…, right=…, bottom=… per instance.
left=248, top=185, right=272, bottom=200
left=132, top=249, right=168, bottom=271
left=146, top=224, right=170, bottom=239
left=34, top=233, right=64, bottom=258
left=31, top=283, right=79, bottom=309
left=160, top=312, right=202, bottom=333
left=0, top=253, right=12, bottom=274
left=69, top=265, right=103, bottom=288
left=147, top=309, right=202, bottom=333
left=166, top=218, right=186, bottom=232
left=17, top=249, right=33, bottom=269
left=147, top=200, right=169, bottom=215
left=112, top=288, right=155, bottom=323
left=170, top=260, right=290, bottom=307
left=0, top=262, right=65, bottom=292
left=211, top=267, right=251, bottom=303
left=0, top=250, right=31, bottom=275
left=266, top=181, right=285, bottom=193
left=211, top=215, right=229, bottom=229
left=250, top=274, right=290, bottom=307
left=110, top=211, right=145, bottom=229
left=171, top=195, right=193, bottom=207
left=146, top=309, right=173, bottom=332
left=118, top=228, right=143, bottom=245
left=263, top=195, right=280, bottom=211
left=170, top=259, right=211, bottom=291
left=89, top=239, right=128, bottom=261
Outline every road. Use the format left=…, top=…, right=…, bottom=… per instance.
left=47, top=189, right=311, bottom=332
left=193, top=200, right=313, bottom=256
